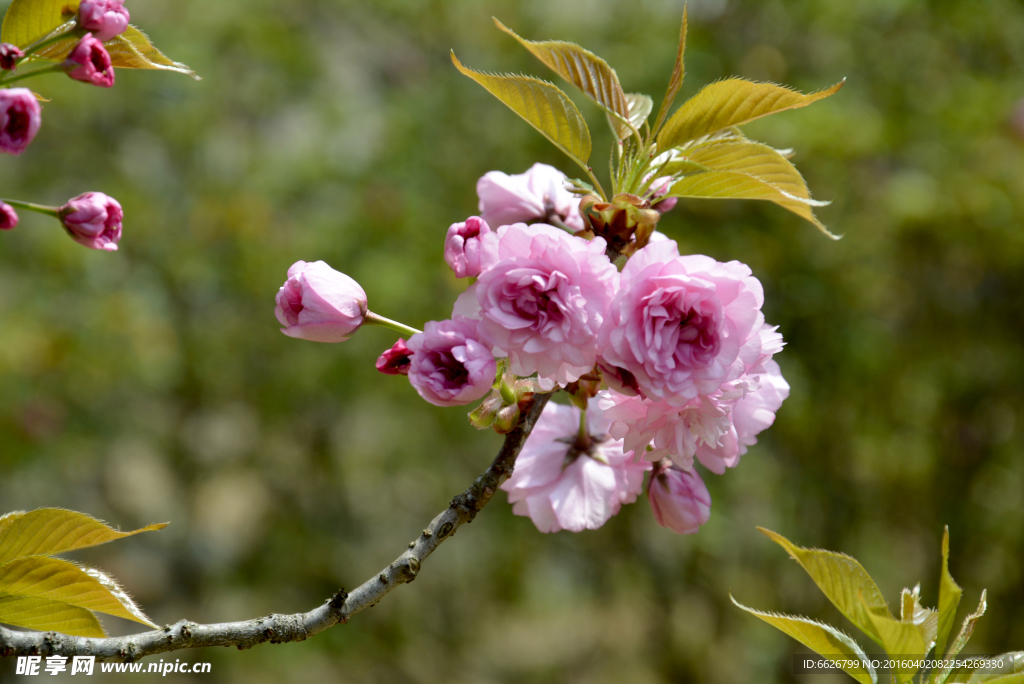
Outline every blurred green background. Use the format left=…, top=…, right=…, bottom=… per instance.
left=2, top=0, right=1023, bottom=681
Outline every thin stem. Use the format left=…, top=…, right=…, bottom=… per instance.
left=0, top=198, right=59, bottom=217
left=584, top=167, right=607, bottom=201
left=363, top=311, right=421, bottom=337
left=1, top=63, right=65, bottom=85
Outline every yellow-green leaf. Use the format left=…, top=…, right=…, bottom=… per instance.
left=651, top=6, right=687, bottom=137
left=731, top=594, right=877, bottom=684
left=863, top=596, right=929, bottom=684
left=0, top=556, right=156, bottom=627
left=0, top=508, right=167, bottom=565
left=664, top=141, right=836, bottom=237
left=493, top=18, right=632, bottom=139
left=657, top=77, right=845, bottom=151
left=900, top=585, right=938, bottom=649
left=0, top=596, right=105, bottom=637
left=0, top=0, right=73, bottom=48
left=935, top=592, right=988, bottom=684
left=937, top=527, right=963, bottom=658
left=451, top=51, right=592, bottom=168
left=758, top=529, right=890, bottom=647
left=27, top=25, right=200, bottom=79
left=965, top=653, right=1024, bottom=684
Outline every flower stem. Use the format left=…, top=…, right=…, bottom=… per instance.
left=1, top=63, right=66, bottom=85
left=0, top=199, right=59, bottom=217
left=363, top=311, right=421, bottom=337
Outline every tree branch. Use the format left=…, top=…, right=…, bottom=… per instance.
left=0, top=393, right=552, bottom=662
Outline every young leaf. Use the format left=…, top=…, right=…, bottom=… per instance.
left=936, top=527, right=964, bottom=658
left=0, top=508, right=167, bottom=565
left=0, top=556, right=157, bottom=628
left=0, top=0, right=71, bottom=48
left=615, top=93, right=654, bottom=138
left=0, top=596, right=105, bottom=638
left=863, top=596, right=929, bottom=684
left=664, top=140, right=837, bottom=238
left=731, top=594, right=877, bottom=684
left=451, top=51, right=592, bottom=169
left=493, top=18, right=633, bottom=139
left=656, top=77, right=845, bottom=152
left=758, top=528, right=890, bottom=647
left=935, top=591, right=988, bottom=684
left=26, top=26, right=199, bottom=79
left=900, top=585, right=939, bottom=648
left=651, top=7, right=687, bottom=138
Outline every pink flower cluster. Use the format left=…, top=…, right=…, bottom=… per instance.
left=274, top=162, right=789, bottom=536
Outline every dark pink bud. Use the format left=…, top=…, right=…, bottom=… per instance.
left=0, top=43, right=24, bottom=70
left=376, top=338, right=413, bottom=375
left=648, top=465, right=711, bottom=535
left=648, top=176, right=678, bottom=214
left=0, top=88, right=42, bottom=156
left=64, top=34, right=115, bottom=88
left=58, top=192, right=123, bottom=251
left=0, top=202, right=18, bottom=230
left=77, top=0, right=130, bottom=42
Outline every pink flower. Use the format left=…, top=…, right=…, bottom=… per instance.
left=0, top=202, right=17, bottom=230
left=58, top=192, right=122, bottom=251
left=598, top=240, right=765, bottom=404
left=477, top=163, right=585, bottom=230
left=406, top=318, right=496, bottom=407
left=600, top=356, right=789, bottom=473
left=275, top=260, right=367, bottom=342
left=458, top=223, right=617, bottom=389
left=376, top=338, right=412, bottom=375
left=0, top=88, right=41, bottom=156
left=444, top=216, right=498, bottom=278
left=0, top=43, right=24, bottom=70
left=77, top=0, right=130, bottom=42
left=63, top=34, right=115, bottom=88
left=648, top=464, right=711, bottom=535
left=502, top=394, right=651, bottom=533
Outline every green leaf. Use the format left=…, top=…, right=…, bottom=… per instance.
left=615, top=93, right=653, bottom=138
left=935, top=591, right=988, bottom=684
left=664, top=140, right=837, bottom=238
left=0, top=508, right=167, bottom=565
left=731, top=594, right=877, bottom=684
left=965, top=653, right=1024, bottom=684
left=863, top=596, right=929, bottom=684
left=758, top=529, right=890, bottom=647
left=936, top=527, right=964, bottom=658
left=0, top=0, right=72, bottom=47
left=0, top=596, right=105, bottom=637
left=0, top=556, right=157, bottom=627
left=657, top=77, right=845, bottom=152
left=493, top=18, right=633, bottom=140
left=651, top=6, right=687, bottom=138
left=900, top=585, right=939, bottom=649
left=451, top=51, right=592, bottom=168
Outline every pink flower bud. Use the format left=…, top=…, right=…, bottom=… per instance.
left=58, top=192, right=123, bottom=251
left=0, top=202, right=18, bottom=230
left=376, top=338, right=412, bottom=375
left=77, top=0, right=130, bottom=42
left=647, top=465, right=711, bottom=535
left=0, top=43, right=24, bottom=70
left=0, top=88, right=42, bottom=156
left=64, top=34, right=115, bottom=88
left=444, top=216, right=498, bottom=278
left=275, top=260, right=368, bottom=343
left=649, top=176, right=678, bottom=214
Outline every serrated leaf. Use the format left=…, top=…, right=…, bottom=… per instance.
left=657, top=77, right=845, bottom=151
left=609, top=93, right=653, bottom=139
left=758, top=529, right=890, bottom=647
left=0, top=596, right=105, bottom=637
left=900, top=585, right=938, bottom=649
left=664, top=141, right=837, bottom=237
left=493, top=18, right=633, bottom=139
left=863, top=595, right=929, bottom=684
left=0, top=508, right=167, bottom=565
left=28, top=26, right=199, bottom=79
left=731, top=594, right=877, bottom=684
left=0, top=0, right=72, bottom=47
left=451, top=51, right=592, bottom=168
left=0, top=556, right=156, bottom=627
left=965, top=653, right=1024, bottom=684
left=935, top=592, right=988, bottom=684
left=937, top=527, right=963, bottom=658
left=651, top=7, right=687, bottom=137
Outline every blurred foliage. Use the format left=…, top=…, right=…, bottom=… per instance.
left=1, top=0, right=1023, bottom=682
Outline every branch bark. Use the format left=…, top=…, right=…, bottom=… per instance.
left=0, top=393, right=552, bottom=662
